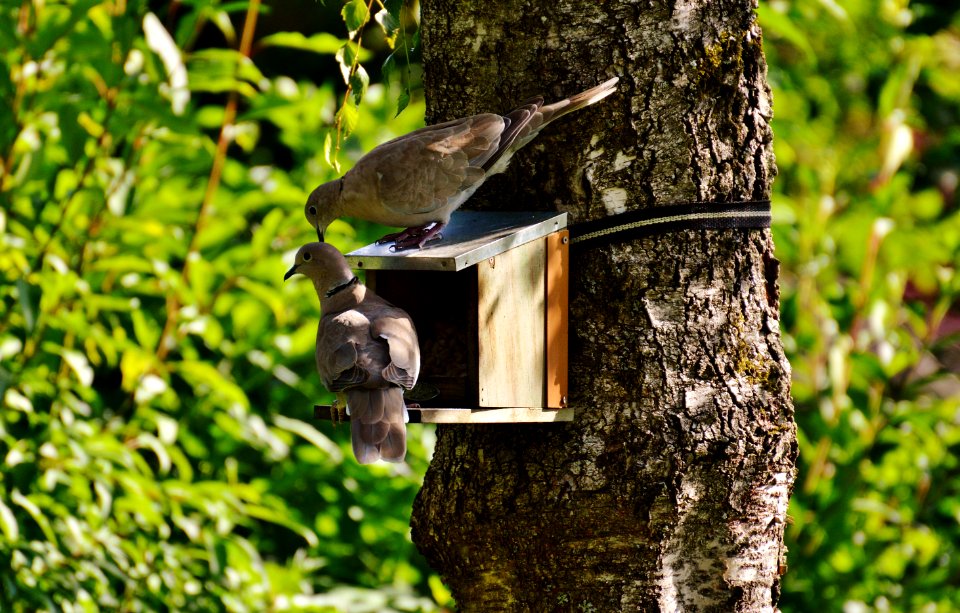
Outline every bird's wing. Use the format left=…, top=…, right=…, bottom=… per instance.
left=369, top=308, right=420, bottom=390
left=316, top=320, right=367, bottom=392
left=480, top=102, right=541, bottom=172
left=363, top=114, right=507, bottom=216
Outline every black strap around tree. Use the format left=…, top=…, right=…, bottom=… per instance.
left=569, top=200, right=771, bottom=248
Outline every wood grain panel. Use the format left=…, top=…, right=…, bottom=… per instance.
left=476, top=239, right=545, bottom=407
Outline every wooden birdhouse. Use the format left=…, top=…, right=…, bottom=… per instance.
left=314, top=211, right=571, bottom=423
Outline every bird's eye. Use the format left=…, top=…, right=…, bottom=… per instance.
left=303, top=252, right=312, bottom=261
left=308, top=206, right=317, bottom=216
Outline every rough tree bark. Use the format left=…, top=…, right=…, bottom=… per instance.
left=410, top=1, right=797, bottom=610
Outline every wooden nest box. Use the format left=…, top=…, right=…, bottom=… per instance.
left=314, top=211, right=572, bottom=423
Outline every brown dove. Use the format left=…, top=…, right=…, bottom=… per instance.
left=305, top=77, right=619, bottom=249
left=284, top=242, right=420, bottom=464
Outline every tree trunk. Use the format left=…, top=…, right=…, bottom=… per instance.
left=410, top=1, right=797, bottom=610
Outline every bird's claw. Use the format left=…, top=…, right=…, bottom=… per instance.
left=376, top=235, right=401, bottom=245
left=378, top=224, right=445, bottom=251
left=330, top=399, right=346, bottom=427
left=376, top=226, right=426, bottom=245
left=391, top=232, right=443, bottom=252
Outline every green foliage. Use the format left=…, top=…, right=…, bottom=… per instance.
left=762, top=0, right=960, bottom=609
left=327, top=0, right=419, bottom=164
left=0, top=1, right=437, bottom=610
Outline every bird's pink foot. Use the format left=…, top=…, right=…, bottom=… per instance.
left=388, top=222, right=446, bottom=251
left=377, top=224, right=420, bottom=245
left=376, top=225, right=430, bottom=245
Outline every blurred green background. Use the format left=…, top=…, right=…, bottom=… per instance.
left=0, top=0, right=957, bottom=611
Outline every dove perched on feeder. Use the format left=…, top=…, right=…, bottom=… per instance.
left=305, top=77, right=619, bottom=249
left=284, top=242, right=420, bottom=464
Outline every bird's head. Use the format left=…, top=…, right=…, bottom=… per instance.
left=305, top=181, right=341, bottom=242
left=283, top=242, right=356, bottom=299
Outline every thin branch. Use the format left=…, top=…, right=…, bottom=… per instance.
left=333, top=0, right=378, bottom=161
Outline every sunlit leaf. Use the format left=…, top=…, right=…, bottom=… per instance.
left=11, top=490, right=58, bottom=543
left=323, top=131, right=340, bottom=172
left=0, top=496, right=19, bottom=541
left=375, top=8, right=400, bottom=47
left=4, top=388, right=33, bottom=413
left=337, top=97, right=360, bottom=139
left=273, top=414, right=343, bottom=463
left=142, top=12, right=189, bottom=114
left=335, top=41, right=358, bottom=85
left=341, top=0, right=370, bottom=38
left=258, top=31, right=344, bottom=55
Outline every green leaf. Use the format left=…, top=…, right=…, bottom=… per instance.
left=375, top=8, right=400, bottom=48
left=187, top=48, right=264, bottom=97
left=382, top=51, right=396, bottom=82
left=90, top=255, right=156, bottom=274
left=341, top=0, right=370, bottom=38
left=428, top=575, right=454, bottom=608
left=60, top=347, right=95, bottom=387
left=11, top=490, right=58, bottom=544
left=188, top=49, right=265, bottom=84
left=143, top=12, right=189, bottom=114
left=384, top=0, right=404, bottom=20
left=16, top=279, right=36, bottom=332
left=209, top=9, right=237, bottom=45
left=258, top=31, right=344, bottom=55
left=323, top=131, right=340, bottom=172
left=0, top=495, right=19, bottom=541
left=135, top=433, right=172, bottom=475
left=877, top=55, right=921, bottom=116
left=350, top=64, right=369, bottom=105
left=396, top=88, right=411, bottom=117
left=337, top=98, right=359, bottom=139
left=272, top=415, right=343, bottom=463
left=335, top=42, right=359, bottom=85
left=243, top=503, right=319, bottom=548
left=5, top=388, right=33, bottom=413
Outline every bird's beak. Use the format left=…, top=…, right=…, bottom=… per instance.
left=317, top=227, right=324, bottom=242
left=283, top=265, right=298, bottom=281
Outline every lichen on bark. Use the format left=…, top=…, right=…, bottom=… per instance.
left=411, top=0, right=796, bottom=610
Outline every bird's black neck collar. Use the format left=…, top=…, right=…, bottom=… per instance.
left=325, top=276, right=359, bottom=298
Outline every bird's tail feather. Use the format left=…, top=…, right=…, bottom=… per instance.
left=483, top=77, right=619, bottom=175
left=348, top=387, right=408, bottom=464
left=540, top=76, right=620, bottom=124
